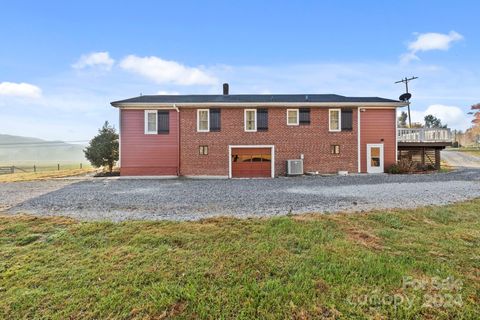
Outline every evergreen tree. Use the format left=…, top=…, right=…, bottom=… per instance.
left=84, top=121, right=119, bottom=173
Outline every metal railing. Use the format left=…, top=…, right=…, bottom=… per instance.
left=397, top=128, right=452, bottom=143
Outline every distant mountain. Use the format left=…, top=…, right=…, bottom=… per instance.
left=0, top=134, right=88, bottom=165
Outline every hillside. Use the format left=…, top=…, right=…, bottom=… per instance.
left=0, top=134, right=87, bottom=165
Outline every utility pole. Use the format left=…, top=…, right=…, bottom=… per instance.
left=395, top=76, right=418, bottom=128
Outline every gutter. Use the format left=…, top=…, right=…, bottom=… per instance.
left=111, top=101, right=408, bottom=109
left=174, top=104, right=181, bottom=176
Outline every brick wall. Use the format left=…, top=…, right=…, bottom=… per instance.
left=179, top=107, right=359, bottom=176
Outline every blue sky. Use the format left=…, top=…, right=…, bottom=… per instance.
left=0, top=0, right=478, bottom=140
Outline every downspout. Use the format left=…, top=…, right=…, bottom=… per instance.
left=118, top=109, right=121, bottom=169
left=357, top=107, right=361, bottom=173
left=173, top=104, right=180, bottom=176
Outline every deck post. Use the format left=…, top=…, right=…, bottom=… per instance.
left=435, top=149, right=441, bottom=170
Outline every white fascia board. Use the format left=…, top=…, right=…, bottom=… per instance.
left=113, top=102, right=407, bottom=109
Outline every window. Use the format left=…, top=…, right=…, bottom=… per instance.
left=370, top=147, right=381, bottom=167
left=329, top=109, right=341, bottom=132
left=299, top=108, right=310, bottom=125
left=157, top=111, right=170, bottom=134
left=257, top=109, right=268, bottom=131
left=197, top=109, right=210, bottom=132
left=245, top=109, right=257, bottom=132
left=210, top=109, right=221, bottom=132
left=341, top=109, right=353, bottom=131
left=331, top=145, right=340, bottom=154
left=232, top=153, right=271, bottom=162
left=144, top=110, right=157, bottom=134
left=199, top=145, right=208, bottom=155
left=287, top=109, right=299, bottom=125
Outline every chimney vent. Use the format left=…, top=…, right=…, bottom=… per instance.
left=223, top=83, right=229, bottom=95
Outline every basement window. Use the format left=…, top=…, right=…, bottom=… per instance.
left=331, top=145, right=340, bottom=154
left=199, top=145, right=209, bottom=155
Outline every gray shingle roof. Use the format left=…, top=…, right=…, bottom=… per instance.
left=111, top=94, right=401, bottom=106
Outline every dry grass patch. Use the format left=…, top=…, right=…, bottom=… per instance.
left=0, top=168, right=95, bottom=183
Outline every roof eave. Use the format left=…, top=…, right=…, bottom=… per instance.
left=111, top=101, right=407, bottom=108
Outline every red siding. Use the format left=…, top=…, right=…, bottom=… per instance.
left=120, top=109, right=179, bottom=176
left=360, top=109, right=396, bottom=172
left=180, top=108, right=359, bottom=176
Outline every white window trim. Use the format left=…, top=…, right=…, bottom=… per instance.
left=244, top=109, right=257, bottom=132
left=144, top=110, right=158, bottom=134
left=197, top=109, right=210, bottom=132
left=329, top=108, right=342, bottom=132
left=286, top=109, right=299, bottom=126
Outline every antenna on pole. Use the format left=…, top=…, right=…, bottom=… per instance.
left=395, top=76, right=418, bottom=128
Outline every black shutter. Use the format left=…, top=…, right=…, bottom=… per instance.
left=257, top=109, right=268, bottom=131
left=210, top=109, right=221, bottom=132
left=341, top=109, right=353, bottom=131
left=299, top=108, right=310, bottom=125
left=158, top=111, right=169, bottom=134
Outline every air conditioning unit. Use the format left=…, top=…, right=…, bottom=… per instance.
left=287, top=159, right=303, bottom=176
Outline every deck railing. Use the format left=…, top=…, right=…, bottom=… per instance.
left=397, top=128, right=452, bottom=143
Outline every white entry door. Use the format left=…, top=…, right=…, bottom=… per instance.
left=367, top=144, right=384, bottom=173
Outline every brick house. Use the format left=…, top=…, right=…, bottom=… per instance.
left=111, top=84, right=407, bottom=178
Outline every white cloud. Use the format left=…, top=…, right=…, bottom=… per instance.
left=401, top=31, right=463, bottom=64
left=119, top=55, right=217, bottom=85
left=409, top=104, right=471, bottom=130
left=0, top=82, right=42, bottom=99
left=72, top=51, right=115, bottom=70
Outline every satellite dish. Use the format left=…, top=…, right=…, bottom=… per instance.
left=399, top=93, right=412, bottom=101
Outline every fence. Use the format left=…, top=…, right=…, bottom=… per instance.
left=0, top=163, right=90, bottom=175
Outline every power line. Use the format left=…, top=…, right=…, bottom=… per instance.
left=395, top=76, right=418, bottom=128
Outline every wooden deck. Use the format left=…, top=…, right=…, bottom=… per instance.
left=397, top=128, right=453, bottom=169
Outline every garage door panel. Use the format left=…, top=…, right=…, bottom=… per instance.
left=231, top=147, right=272, bottom=178
left=232, top=148, right=270, bottom=155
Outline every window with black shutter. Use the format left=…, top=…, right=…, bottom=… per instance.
left=209, top=108, right=221, bottom=132
left=158, top=111, right=169, bottom=134
left=299, top=108, right=310, bottom=125
left=341, top=109, right=353, bottom=131
left=257, top=109, right=268, bottom=131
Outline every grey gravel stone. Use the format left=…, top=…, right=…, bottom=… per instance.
left=1, top=168, right=479, bottom=222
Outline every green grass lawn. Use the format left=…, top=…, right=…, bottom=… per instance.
left=1, top=200, right=480, bottom=319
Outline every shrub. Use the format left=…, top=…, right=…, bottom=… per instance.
left=387, top=159, right=417, bottom=174
left=387, top=164, right=401, bottom=174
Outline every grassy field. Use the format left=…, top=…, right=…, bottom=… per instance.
left=1, top=201, right=479, bottom=319
left=0, top=168, right=95, bottom=183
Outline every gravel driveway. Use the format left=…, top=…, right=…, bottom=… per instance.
left=2, top=166, right=480, bottom=221
left=442, top=150, right=480, bottom=168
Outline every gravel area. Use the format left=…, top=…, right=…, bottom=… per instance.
left=1, top=166, right=480, bottom=221
left=442, top=150, right=480, bottom=168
